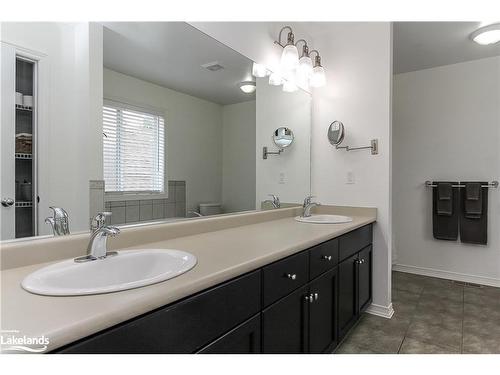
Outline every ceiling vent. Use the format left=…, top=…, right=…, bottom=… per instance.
left=201, top=61, right=224, bottom=71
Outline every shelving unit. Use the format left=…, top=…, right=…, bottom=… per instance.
left=15, top=153, right=32, bottom=159
left=15, top=201, right=33, bottom=208
left=14, top=57, right=36, bottom=238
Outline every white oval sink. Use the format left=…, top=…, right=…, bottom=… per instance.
left=295, top=214, right=353, bottom=224
left=21, top=249, right=197, bottom=296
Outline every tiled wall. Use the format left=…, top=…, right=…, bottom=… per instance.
left=105, top=181, right=186, bottom=225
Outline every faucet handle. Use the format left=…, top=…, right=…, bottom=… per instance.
left=91, top=211, right=112, bottom=231
left=303, top=195, right=315, bottom=205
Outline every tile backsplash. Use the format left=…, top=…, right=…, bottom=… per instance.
left=105, top=180, right=186, bottom=225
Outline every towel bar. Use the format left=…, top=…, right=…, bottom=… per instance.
left=424, top=181, right=499, bottom=189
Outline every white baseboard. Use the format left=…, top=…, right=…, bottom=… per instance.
left=393, top=264, right=500, bottom=288
left=365, top=303, right=394, bottom=319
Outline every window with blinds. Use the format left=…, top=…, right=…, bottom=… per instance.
left=103, top=101, right=165, bottom=193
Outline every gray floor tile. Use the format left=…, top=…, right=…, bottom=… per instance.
left=399, top=337, right=459, bottom=354
left=337, top=271, right=500, bottom=355
left=392, top=289, right=422, bottom=304
left=420, top=283, right=463, bottom=303
left=335, top=341, right=381, bottom=354
left=392, top=277, right=425, bottom=295
left=405, top=319, right=462, bottom=350
left=340, top=319, right=405, bottom=354
left=463, top=332, right=500, bottom=354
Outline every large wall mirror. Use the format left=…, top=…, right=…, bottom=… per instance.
left=0, top=22, right=311, bottom=241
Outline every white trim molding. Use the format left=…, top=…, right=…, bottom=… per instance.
left=393, top=264, right=500, bottom=288
left=365, top=303, right=394, bottom=319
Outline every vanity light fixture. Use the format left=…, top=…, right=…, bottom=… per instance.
left=252, top=62, right=268, bottom=78
left=470, top=23, right=500, bottom=45
left=275, top=26, right=299, bottom=71
left=273, top=26, right=326, bottom=89
left=296, top=39, right=313, bottom=77
left=282, top=79, right=298, bottom=93
left=309, top=50, right=326, bottom=88
left=269, top=70, right=284, bottom=86
left=238, top=81, right=256, bottom=94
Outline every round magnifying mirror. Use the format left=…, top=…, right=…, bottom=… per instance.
left=273, top=127, right=294, bottom=149
left=327, top=121, right=345, bottom=146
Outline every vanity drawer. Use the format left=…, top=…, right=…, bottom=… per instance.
left=339, top=224, right=373, bottom=262
left=57, top=270, right=261, bottom=354
left=309, top=238, right=339, bottom=279
left=263, top=251, right=309, bottom=307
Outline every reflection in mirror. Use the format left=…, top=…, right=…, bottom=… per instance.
left=0, top=22, right=312, bottom=241
left=327, top=121, right=345, bottom=146
left=273, top=127, right=294, bottom=149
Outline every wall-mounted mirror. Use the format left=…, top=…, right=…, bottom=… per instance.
left=0, top=22, right=312, bottom=242
left=273, top=127, right=294, bottom=149
left=327, top=121, right=345, bottom=146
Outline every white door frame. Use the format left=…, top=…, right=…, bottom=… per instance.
left=1, top=41, right=49, bottom=240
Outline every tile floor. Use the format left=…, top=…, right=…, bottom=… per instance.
left=335, top=271, right=500, bottom=354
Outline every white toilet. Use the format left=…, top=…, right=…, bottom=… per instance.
left=199, top=202, right=222, bottom=216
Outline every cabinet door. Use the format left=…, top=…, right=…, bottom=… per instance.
left=262, top=285, right=309, bottom=353
left=57, top=270, right=261, bottom=353
left=358, top=246, right=372, bottom=313
left=338, top=253, right=358, bottom=339
left=198, top=314, right=261, bottom=354
left=309, top=267, right=338, bottom=353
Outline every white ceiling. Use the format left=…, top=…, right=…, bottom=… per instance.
left=394, top=22, right=500, bottom=74
left=102, top=22, right=255, bottom=105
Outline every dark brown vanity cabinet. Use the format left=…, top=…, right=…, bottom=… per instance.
left=338, top=224, right=373, bottom=340
left=55, top=224, right=372, bottom=354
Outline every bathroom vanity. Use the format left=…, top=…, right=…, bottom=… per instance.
left=1, top=206, right=375, bottom=354
left=52, top=223, right=373, bottom=354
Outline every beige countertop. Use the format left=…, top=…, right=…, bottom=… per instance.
left=0, top=206, right=376, bottom=352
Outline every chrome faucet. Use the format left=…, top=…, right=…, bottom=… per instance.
left=75, top=212, right=120, bottom=263
left=45, top=207, right=70, bottom=236
left=264, top=194, right=281, bottom=209
left=302, top=196, right=321, bottom=217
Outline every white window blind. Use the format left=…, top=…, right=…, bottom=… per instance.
left=103, top=101, right=165, bottom=193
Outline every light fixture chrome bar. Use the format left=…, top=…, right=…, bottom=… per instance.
left=424, top=181, right=499, bottom=188
left=275, top=26, right=294, bottom=48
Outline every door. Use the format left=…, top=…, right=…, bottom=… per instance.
left=358, top=246, right=372, bottom=313
left=1, top=43, right=16, bottom=240
left=338, top=253, right=358, bottom=339
left=198, top=314, right=261, bottom=354
left=262, top=285, right=309, bottom=353
left=309, top=267, right=338, bottom=353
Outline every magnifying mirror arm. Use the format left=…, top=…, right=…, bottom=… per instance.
left=262, top=146, right=284, bottom=159
left=335, top=139, right=378, bottom=155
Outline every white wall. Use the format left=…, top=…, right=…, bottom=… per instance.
left=222, top=101, right=256, bottom=213
left=190, top=22, right=394, bottom=314
left=393, top=57, right=500, bottom=286
left=256, top=77, right=311, bottom=204
left=1, top=22, right=103, bottom=235
left=311, top=23, right=393, bottom=312
left=103, top=68, right=223, bottom=213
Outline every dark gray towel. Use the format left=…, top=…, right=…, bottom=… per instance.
left=464, top=182, right=482, bottom=218
left=433, top=181, right=459, bottom=241
left=437, top=182, right=453, bottom=216
left=460, top=182, right=488, bottom=245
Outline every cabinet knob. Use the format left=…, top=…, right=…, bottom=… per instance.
left=1, top=198, right=14, bottom=207
left=314, top=292, right=319, bottom=301
left=305, top=293, right=315, bottom=303
left=321, top=255, right=332, bottom=261
left=285, top=273, right=297, bottom=280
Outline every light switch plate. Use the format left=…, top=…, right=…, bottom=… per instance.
left=346, top=171, right=355, bottom=184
